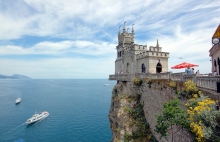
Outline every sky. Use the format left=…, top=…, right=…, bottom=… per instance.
left=0, top=0, right=220, bottom=79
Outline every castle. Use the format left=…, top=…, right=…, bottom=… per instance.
left=115, top=22, right=170, bottom=74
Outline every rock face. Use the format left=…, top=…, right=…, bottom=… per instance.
left=109, top=80, right=194, bottom=142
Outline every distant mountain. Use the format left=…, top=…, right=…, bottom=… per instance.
left=0, top=74, right=31, bottom=79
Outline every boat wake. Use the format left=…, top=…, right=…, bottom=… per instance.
left=1, top=123, right=25, bottom=136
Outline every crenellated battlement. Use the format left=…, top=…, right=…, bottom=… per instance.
left=136, top=51, right=169, bottom=59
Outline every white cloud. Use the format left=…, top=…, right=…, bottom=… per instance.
left=0, top=40, right=116, bottom=56
left=0, top=0, right=219, bottom=78
left=0, top=57, right=115, bottom=79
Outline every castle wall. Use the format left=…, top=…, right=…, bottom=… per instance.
left=211, top=44, right=220, bottom=73
left=123, top=54, right=133, bottom=74
left=115, top=59, right=123, bottom=74
left=136, top=57, right=149, bottom=73
left=148, top=57, right=168, bottom=73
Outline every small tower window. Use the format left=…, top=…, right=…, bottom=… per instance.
left=142, top=64, right=146, bottom=73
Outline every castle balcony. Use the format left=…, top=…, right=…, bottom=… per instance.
left=109, top=72, right=220, bottom=94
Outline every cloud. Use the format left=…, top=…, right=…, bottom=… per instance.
left=0, top=0, right=220, bottom=78
left=0, top=57, right=115, bottom=79
left=0, top=40, right=116, bottom=57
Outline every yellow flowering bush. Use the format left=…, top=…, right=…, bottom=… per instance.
left=169, top=80, right=176, bottom=88
left=178, top=80, right=199, bottom=98
left=184, top=80, right=198, bottom=93
left=185, top=93, right=220, bottom=142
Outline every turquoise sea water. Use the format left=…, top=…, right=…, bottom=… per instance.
left=0, top=79, right=116, bottom=142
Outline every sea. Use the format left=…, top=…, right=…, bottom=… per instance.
left=0, top=79, right=116, bottom=142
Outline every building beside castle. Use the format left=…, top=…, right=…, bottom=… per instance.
left=209, top=24, right=220, bottom=75
left=115, top=22, right=169, bottom=74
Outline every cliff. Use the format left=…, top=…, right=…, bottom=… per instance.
left=109, top=80, right=194, bottom=142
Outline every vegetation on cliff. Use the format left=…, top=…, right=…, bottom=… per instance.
left=124, top=95, right=157, bottom=142
left=110, top=81, right=157, bottom=142
left=155, top=99, right=188, bottom=141
left=155, top=80, right=220, bottom=142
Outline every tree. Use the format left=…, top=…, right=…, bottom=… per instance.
left=155, top=99, right=189, bottom=142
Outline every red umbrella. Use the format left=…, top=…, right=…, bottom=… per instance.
left=171, top=62, right=199, bottom=69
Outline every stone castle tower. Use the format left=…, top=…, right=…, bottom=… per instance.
left=115, top=22, right=169, bottom=74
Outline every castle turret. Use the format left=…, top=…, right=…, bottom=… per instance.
left=118, top=22, right=134, bottom=45
left=123, top=22, right=126, bottom=33
left=118, top=26, right=121, bottom=35
left=132, top=24, right=134, bottom=43
left=132, top=24, right=134, bottom=34
left=156, top=39, right=159, bottom=47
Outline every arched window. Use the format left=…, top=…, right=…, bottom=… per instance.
left=214, top=59, right=217, bottom=70
left=218, top=58, right=220, bottom=75
left=126, top=63, right=129, bottom=73
left=142, top=64, right=146, bottom=73
left=156, top=60, right=162, bottom=73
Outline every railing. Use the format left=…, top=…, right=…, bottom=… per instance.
left=109, top=72, right=220, bottom=91
left=196, top=76, right=220, bottom=90
left=109, top=74, right=135, bottom=81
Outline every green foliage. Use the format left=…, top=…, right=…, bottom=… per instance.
left=124, top=103, right=158, bottom=142
left=169, top=80, right=176, bottom=88
left=126, top=94, right=141, bottom=102
left=146, top=77, right=152, bottom=88
left=134, top=77, right=143, bottom=86
left=124, top=133, right=133, bottom=142
left=155, top=99, right=189, bottom=140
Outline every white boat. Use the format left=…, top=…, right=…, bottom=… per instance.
left=103, top=84, right=110, bottom=86
left=25, top=111, right=49, bottom=125
left=15, top=98, right=21, bottom=104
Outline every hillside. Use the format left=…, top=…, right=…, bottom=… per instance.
left=0, top=74, right=31, bottom=79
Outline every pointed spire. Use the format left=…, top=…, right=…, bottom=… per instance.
left=156, top=39, right=159, bottom=47
left=123, top=21, right=126, bottom=33
left=132, top=24, right=134, bottom=33
left=118, top=26, right=121, bottom=35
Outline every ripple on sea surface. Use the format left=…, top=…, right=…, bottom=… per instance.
left=0, top=79, right=115, bottom=142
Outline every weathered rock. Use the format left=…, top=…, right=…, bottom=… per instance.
left=109, top=80, right=194, bottom=142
